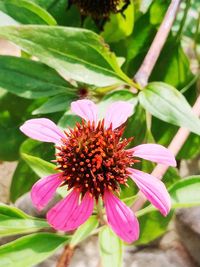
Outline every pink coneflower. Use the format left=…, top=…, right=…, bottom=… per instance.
left=20, top=100, right=176, bottom=243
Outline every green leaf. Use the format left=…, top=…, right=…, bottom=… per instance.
left=71, top=216, right=99, bottom=246
left=0, top=90, right=34, bottom=161
left=30, top=0, right=81, bottom=26
left=102, top=0, right=134, bottom=43
left=137, top=176, right=200, bottom=217
left=149, top=0, right=169, bottom=25
left=150, top=41, right=193, bottom=90
left=0, top=25, right=133, bottom=87
left=32, top=92, right=76, bottom=114
left=10, top=138, right=57, bottom=201
left=10, top=160, right=38, bottom=202
left=0, top=203, right=29, bottom=219
left=177, top=133, right=200, bottom=159
left=0, top=0, right=56, bottom=25
left=135, top=210, right=173, bottom=245
left=0, top=233, right=69, bottom=267
left=21, top=153, right=57, bottom=178
left=99, top=226, right=123, bottom=267
left=0, top=56, right=75, bottom=99
left=170, top=175, right=200, bottom=208
left=0, top=110, right=25, bottom=161
left=135, top=176, right=200, bottom=245
left=0, top=10, right=19, bottom=26
left=123, top=104, right=147, bottom=147
left=20, top=138, right=55, bottom=161
left=0, top=204, right=49, bottom=237
left=139, top=82, right=200, bottom=135
left=58, top=113, right=81, bottom=129
left=162, top=167, right=181, bottom=188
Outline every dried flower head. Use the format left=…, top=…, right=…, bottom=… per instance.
left=20, top=100, right=176, bottom=243
left=69, top=0, right=130, bottom=18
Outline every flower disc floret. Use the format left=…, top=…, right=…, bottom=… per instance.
left=56, top=119, right=135, bottom=199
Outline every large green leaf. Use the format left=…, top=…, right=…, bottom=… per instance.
left=150, top=41, right=193, bottom=90
left=123, top=104, right=147, bottom=147
left=135, top=176, right=200, bottom=245
left=0, top=233, right=69, bottom=267
left=20, top=138, right=55, bottom=162
left=0, top=25, right=133, bottom=87
left=0, top=56, right=76, bottom=99
left=21, top=153, right=57, bottom=178
left=139, top=82, right=200, bottom=135
left=10, top=160, right=38, bottom=202
left=0, top=90, right=34, bottom=161
left=32, top=92, right=76, bottom=114
left=30, top=0, right=81, bottom=26
left=10, top=139, right=55, bottom=202
left=0, top=0, right=57, bottom=25
left=135, top=210, right=173, bottom=245
left=170, top=176, right=200, bottom=208
left=0, top=203, right=28, bottom=219
left=71, top=216, right=99, bottom=246
left=0, top=204, right=49, bottom=237
left=99, top=226, right=123, bottom=267
left=0, top=110, right=25, bottom=161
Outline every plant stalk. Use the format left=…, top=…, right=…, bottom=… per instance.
left=56, top=245, right=74, bottom=267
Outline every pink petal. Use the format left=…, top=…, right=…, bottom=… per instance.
left=31, top=173, right=63, bottom=211
left=47, top=189, right=80, bottom=231
left=128, top=144, right=176, bottom=167
left=62, top=192, right=94, bottom=231
left=20, top=118, right=65, bottom=143
left=71, top=100, right=98, bottom=124
left=128, top=168, right=171, bottom=216
left=104, top=101, right=133, bottom=130
left=104, top=190, right=139, bottom=243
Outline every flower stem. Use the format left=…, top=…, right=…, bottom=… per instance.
left=56, top=245, right=74, bottom=267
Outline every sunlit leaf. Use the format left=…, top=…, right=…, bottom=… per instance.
left=139, top=82, right=200, bottom=135
left=0, top=0, right=57, bottom=25
left=99, top=226, right=123, bottom=267
left=0, top=233, right=69, bottom=267
left=0, top=25, right=133, bottom=87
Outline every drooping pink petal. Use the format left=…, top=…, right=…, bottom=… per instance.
left=128, top=168, right=171, bottom=216
left=127, top=144, right=176, bottom=167
left=71, top=100, right=98, bottom=124
left=31, top=173, right=63, bottom=211
left=47, top=189, right=80, bottom=231
left=104, top=101, right=133, bottom=130
left=104, top=190, right=139, bottom=243
left=20, top=118, right=65, bottom=143
left=62, top=192, right=94, bottom=231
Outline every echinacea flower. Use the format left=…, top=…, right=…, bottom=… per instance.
left=68, top=0, right=130, bottom=18
left=20, top=100, right=176, bottom=243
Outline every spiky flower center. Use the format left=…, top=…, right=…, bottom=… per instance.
left=70, top=0, right=129, bottom=18
left=55, top=120, right=135, bottom=199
